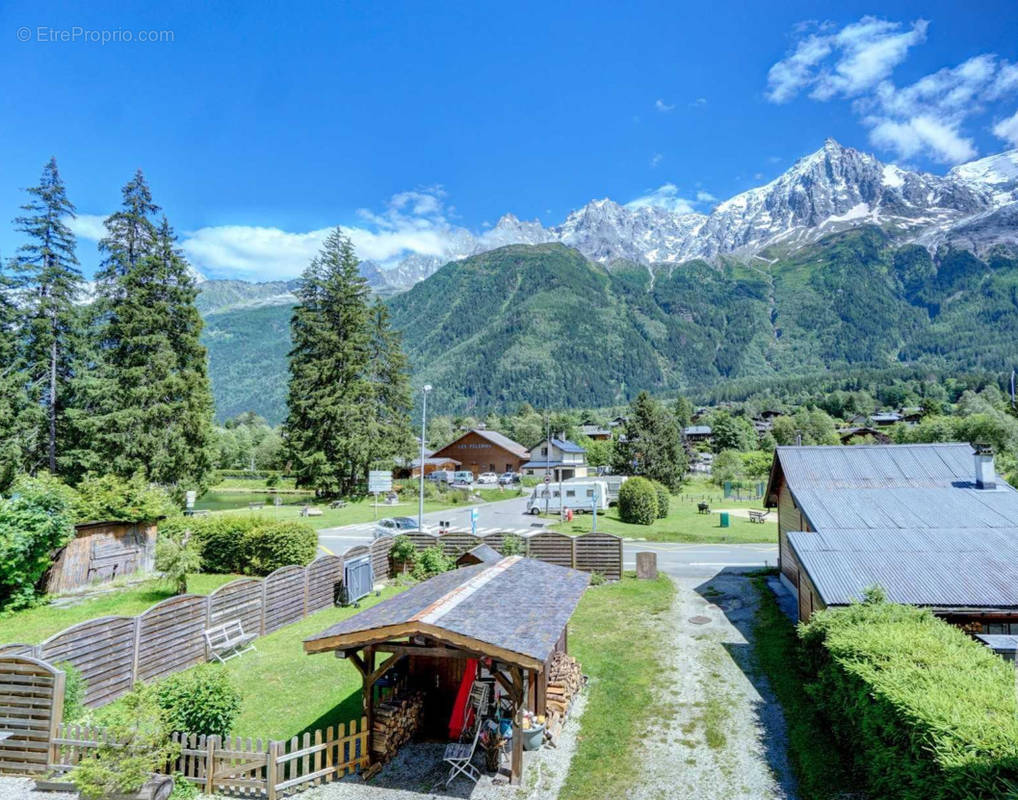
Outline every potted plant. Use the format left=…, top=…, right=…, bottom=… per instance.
left=479, top=728, right=506, bottom=773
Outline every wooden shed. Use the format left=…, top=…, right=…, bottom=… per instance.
left=44, top=520, right=158, bottom=595
left=303, top=556, right=589, bottom=783
left=454, top=544, right=502, bottom=568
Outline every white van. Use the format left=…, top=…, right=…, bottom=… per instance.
left=527, top=480, right=608, bottom=515
left=426, top=469, right=454, bottom=483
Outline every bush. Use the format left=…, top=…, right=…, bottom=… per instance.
left=800, top=599, right=1018, bottom=799
left=501, top=534, right=525, bottom=556
left=389, top=534, right=417, bottom=573
left=617, top=477, right=658, bottom=525
left=69, top=685, right=178, bottom=800
left=155, top=664, right=242, bottom=739
left=411, top=546, right=454, bottom=580
left=0, top=473, right=76, bottom=610
left=651, top=481, right=670, bottom=518
left=244, top=521, right=318, bottom=575
left=59, top=661, right=86, bottom=722
left=73, top=473, right=175, bottom=524
left=161, top=514, right=265, bottom=574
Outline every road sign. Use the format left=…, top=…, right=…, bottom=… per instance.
left=368, top=470, right=392, bottom=494
left=185, top=490, right=196, bottom=510
left=471, top=507, right=478, bottom=536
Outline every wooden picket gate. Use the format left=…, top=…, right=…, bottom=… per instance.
left=50, top=718, right=369, bottom=798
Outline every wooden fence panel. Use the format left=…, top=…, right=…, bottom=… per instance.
left=0, top=644, right=38, bottom=658
left=208, top=579, right=264, bottom=638
left=370, top=536, right=392, bottom=581
left=39, top=616, right=135, bottom=708
left=0, top=656, right=64, bottom=774
left=404, top=532, right=439, bottom=553
left=306, top=556, right=342, bottom=613
left=574, top=532, right=623, bottom=581
left=479, top=531, right=505, bottom=553
left=263, top=566, right=307, bottom=634
left=437, top=531, right=481, bottom=558
left=136, top=595, right=209, bottom=684
left=526, top=531, right=575, bottom=568
left=341, top=544, right=369, bottom=561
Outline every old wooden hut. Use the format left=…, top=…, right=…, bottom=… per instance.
left=303, top=556, right=589, bottom=783
left=44, top=520, right=158, bottom=594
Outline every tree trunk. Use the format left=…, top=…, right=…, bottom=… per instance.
left=49, top=339, right=57, bottom=473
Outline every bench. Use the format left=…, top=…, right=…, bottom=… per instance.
left=204, top=620, right=257, bottom=663
left=328, top=499, right=347, bottom=509
left=299, top=506, right=324, bottom=517
left=748, top=510, right=769, bottom=524
left=697, top=502, right=711, bottom=514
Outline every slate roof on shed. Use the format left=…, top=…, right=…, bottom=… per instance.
left=456, top=544, right=502, bottom=565
left=304, top=557, right=589, bottom=665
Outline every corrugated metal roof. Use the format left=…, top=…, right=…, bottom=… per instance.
left=776, top=443, right=979, bottom=490
left=305, top=557, right=589, bottom=663
left=790, top=528, right=1018, bottom=608
left=684, top=426, right=712, bottom=435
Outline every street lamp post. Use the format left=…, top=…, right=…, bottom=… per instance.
left=418, top=384, right=432, bottom=531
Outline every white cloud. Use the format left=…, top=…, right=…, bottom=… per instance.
left=655, top=99, right=675, bottom=112
left=767, top=17, right=926, bottom=103
left=627, top=184, right=718, bottom=214
left=993, top=109, right=1018, bottom=147
left=696, top=190, right=718, bottom=203
left=66, top=213, right=107, bottom=241
left=650, top=153, right=663, bottom=167
left=767, top=17, right=1018, bottom=164
left=690, top=97, right=707, bottom=107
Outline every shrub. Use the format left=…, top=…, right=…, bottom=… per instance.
left=800, top=599, right=1018, bottom=799
left=500, top=534, right=525, bottom=556
left=588, top=571, right=606, bottom=586
left=0, top=473, right=76, bottom=610
left=651, top=481, right=670, bottom=518
left=244, top=521, right=318, bottom=575
left=69, top=685, right=178, bottom=800
left=617, top=477, right=658, bottom=525
left=59, top=661, right=86, bottom=722
left=161, top=514, right=265, bottom=574
left=411, top=546, right=454, bottom=580
left=73, top=473, right=175, bottom=524
left=155, top=664, right=242, bottom=739
left=389, top=534, right=417, bottom=573
left=155, top=528, right=201, bottom=594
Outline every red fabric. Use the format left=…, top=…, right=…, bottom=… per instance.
left=448, top=658, right=479, bottom=739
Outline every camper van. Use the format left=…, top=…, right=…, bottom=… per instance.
left=527, top=479, right=608, bottom=515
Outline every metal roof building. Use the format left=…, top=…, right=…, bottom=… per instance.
left=765, top=443, right=1018, bottom=624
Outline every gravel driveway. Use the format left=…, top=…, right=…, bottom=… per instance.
left=630, top=571, right=798, bottom=800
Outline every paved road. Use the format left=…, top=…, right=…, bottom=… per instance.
left=317, top=494, right=777, bottom=579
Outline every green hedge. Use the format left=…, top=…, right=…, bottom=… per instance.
left=617, top=477, right=657, bottom=525
left=800, top=600, right=1018, bottom=799
left=650, top=481, right=669, bottom=519
left=160, top=515, right=317, bottom=576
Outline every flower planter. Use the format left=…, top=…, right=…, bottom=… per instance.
left=34, top=774, right=173, bottom=800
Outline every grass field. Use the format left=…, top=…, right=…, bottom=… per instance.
left=548, top=478, right=777, bottom=543
left=0, top=574, right=242, bottom=644
left=560, top=573, right=676, bottom=800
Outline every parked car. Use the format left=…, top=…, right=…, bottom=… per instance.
left=426, top=469, right=454, bottom=483
left=374, top=516, right=431, bottom=539
left=452, top=470, right=474, bottom=486
left=477, top=472, right=499, bottom=485
left=498, top=471, right=519, bottom=485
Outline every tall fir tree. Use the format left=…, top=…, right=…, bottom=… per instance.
left=87, top=213, right=215, bottom=491
left=612, top=391, right=686, bottom=490
left=96, top=170, right=159, bottom=296
left=0, top=258, right=28, bottom=489
left=12, top=158, right=83, bottom=474
left=285, top=229, right=379, bottom=494
left=366, top=299, right=414, bottom=467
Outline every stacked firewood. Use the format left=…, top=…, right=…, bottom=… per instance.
left=371, top=691, right=425, bottom=762
left=545, top=652, right=583, bottom=716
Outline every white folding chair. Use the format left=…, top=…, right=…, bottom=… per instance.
left=444, top=681, right=489, bottom=786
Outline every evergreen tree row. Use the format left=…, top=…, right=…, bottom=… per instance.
left=0, top=159, right=215, bottom=493
left=284, top=229, right=413, bottom=494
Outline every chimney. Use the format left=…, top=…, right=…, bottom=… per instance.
left=973, top=444, right=996, bottom=490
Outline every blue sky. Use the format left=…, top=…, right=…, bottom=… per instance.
left=1, top=0, right=1016, bottom=281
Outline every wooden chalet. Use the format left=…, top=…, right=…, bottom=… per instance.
left=303, top=556, right=589, bottom=783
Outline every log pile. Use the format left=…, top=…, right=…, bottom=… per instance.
left=371, top=691, right=425, bottom=762
left=545, top=652, right=583, bottom=717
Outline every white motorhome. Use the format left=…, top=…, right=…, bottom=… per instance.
left=527, top=479, right=608, bottom=515
left=569, top=474, right=627, bottom=506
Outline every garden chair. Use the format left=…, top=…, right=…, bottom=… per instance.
left=444, top=681, right=489, bottom=786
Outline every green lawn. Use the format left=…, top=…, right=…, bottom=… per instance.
left=548, top=480, right=776, bottom=543
left=560, top=573, right=675, bottom=800
left=0, top=574, right=242, bottom=645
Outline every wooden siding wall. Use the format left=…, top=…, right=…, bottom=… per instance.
left=777, top=483, right=809, bottom=587
left=45, top=522, right=157, bottom=595
left=0, top=657, right=64, bottom=774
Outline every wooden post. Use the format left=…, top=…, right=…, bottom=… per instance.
left=266, top=740, right=279, bottom=800
left=48, top=668, right=66, bottom=769
left=363, top=648, right=376, bottom=762
left=510, top=666, right=524, bottom=785
left=636, top=551, right=657, bottom=579
left=204, top=735, right=217, bottom=795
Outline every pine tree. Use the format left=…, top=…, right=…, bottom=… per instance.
left=613, top=391, right=686, bottom=490
left=87, top=216, right=215, bottom=490
left=96, top=170, right=159, bottom=295
left=12, top=158, right=83, bottom=474
left=0, top=259, right=28, bottom=489
left=366, top=299, right=414, bottom=467
left=285, top=229, right=374, bottom=495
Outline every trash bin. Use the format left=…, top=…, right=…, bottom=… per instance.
left=522, top=723, right=545, bottom=751
left=720, top=512, right=730, bottom=528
